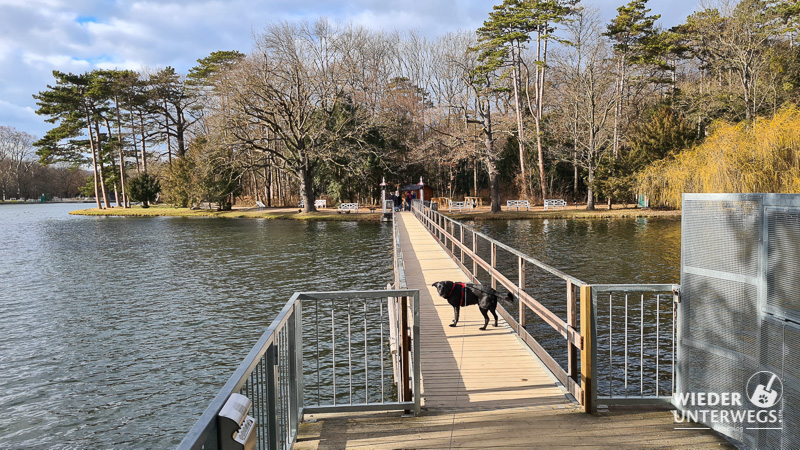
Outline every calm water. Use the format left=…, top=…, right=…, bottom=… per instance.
left=471, top=217, right=681, bottom=285
left=0, top=204, right=392, bottom=448
left=468, top=217, right=682, bottom=396
left=0, top=207, right=681, bottom=447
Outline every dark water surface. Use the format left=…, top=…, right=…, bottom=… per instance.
left=470, top=217, right=681, bottom=285
left=0, top=204, right=392, bottom=448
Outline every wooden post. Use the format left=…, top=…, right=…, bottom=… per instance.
left=472, top=232, right=478, bottom=281
left=580, top=284, right=594, bottom=412
left=460, top=224, right=464, bottom=264
left=567, top=281, right=578, bottom=382
left=491, top=242, right=497, bottom=289
left=518, top=257, right=526, bottom=329
left=450, top=222, right=455, bottom=254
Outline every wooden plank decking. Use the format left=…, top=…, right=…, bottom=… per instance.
left=295, top=212, right=731, bottom=449
left=396, top=211, right=568, bottom=410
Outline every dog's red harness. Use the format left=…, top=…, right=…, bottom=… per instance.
left=447, top=282, right=467, bottom=307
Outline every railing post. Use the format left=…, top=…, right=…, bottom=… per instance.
left=265, top=342, right=279, bottom=450
left=450, top=221, right=455, bottom=254
left=567, top=281, right=578, bottom=382
left=491, top=242, right=497, bottom=289
left=293, top=302, right=303, bottom=429
left=400, top=295, right=411, bottom=408
left=518, top=256, right=526, bottom=329
left=580, top=285, right=595, bottom=413
left=472, top=232, right=477, bottom=282
left=460, top=224, right=464, bottom=264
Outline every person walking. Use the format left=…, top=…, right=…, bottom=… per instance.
left=394, top=190, right=402, bottom=211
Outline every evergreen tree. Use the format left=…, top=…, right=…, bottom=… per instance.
left=127, top=173, right=160, bottom=207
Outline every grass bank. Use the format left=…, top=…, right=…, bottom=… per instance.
left=446, top=206, right=680, bottom=221
left=70, top=205, right=384, bottom=221
left=70, top=204, right=680, bottom=221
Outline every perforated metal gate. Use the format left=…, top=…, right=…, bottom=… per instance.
left=679, top=194, right=800, bottom=448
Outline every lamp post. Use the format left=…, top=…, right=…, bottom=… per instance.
left=419, top=177, right=425, bottom=205
left=380, top=177, right=388, bottom=214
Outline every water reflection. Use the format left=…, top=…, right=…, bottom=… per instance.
left=0, top=205, right=392, bottom=448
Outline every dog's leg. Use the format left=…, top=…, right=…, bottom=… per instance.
left=479, top=308, right=490, bottom=330
left=490, top=307, right=498, bottom=327
left=450, top=306, right=460, bottom=327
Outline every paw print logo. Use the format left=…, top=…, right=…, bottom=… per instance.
left=746, top=371, right=782, bottom=409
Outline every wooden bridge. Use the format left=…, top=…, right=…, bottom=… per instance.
left=294, top=212, right=729, bottom=449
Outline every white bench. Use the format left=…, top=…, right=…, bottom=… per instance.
left=338, top=202, right=359, bottom=213
left=299, top=199, right=328, bottom=209
left=544, top=199, right=567, bottom=210
left=448, top=201, right=472, bottom=212
left=507, top=200, right=530, bottom=211
left=255, top=200, right=266, bottom=209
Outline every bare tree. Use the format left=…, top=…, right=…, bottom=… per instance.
left=551, top=7, right=617, bottom=209
left=218, top=19, right=378, bottom=212
left=0, top=126, right=36, bottom=200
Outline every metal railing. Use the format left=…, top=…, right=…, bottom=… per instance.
left=179, top=289, right=420, bottom=450
left=411, top=200, right=592, bottom=408
left=411, top=200, right=678, bottom=411
left=592, top=285, right=678, bottom=404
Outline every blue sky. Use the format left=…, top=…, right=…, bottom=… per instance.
left=0, top=0, right=702, bottom=139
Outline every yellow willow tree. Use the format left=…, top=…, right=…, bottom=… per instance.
left=637, top=106, right=800, bottom=208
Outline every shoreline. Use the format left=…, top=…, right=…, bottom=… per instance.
left=69, top=204, right=681, bottom=221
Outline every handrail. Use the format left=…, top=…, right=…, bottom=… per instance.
left=410, top=200, right=589, bottom=408
left=411, top=200, right=679, bottom=411
left=179, top=289, right=420, bottom=450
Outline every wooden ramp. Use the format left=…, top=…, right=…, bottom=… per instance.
left=394, top=212, right=568, bottom=410
left=295, top=212, right=731, bottom=449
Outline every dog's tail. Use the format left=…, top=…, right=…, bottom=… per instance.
left=468, top=283, right=515, bottom=303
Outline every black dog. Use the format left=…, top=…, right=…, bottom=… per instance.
left=431, top=281, right=514, bottom=330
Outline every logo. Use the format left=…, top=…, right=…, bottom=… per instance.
left=746, top=371, right=783, bottom=409
left=673, top=370, right=783, bottom=432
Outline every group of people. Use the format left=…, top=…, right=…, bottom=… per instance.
left=389, top=190, right=415, bottom=212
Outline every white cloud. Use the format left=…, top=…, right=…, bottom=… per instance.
left=0, top=0, right=703, bottom=138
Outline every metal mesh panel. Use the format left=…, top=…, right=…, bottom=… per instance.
left=767, top=208, right=800, bottom=323
left=782, top=323, right=800, bottom=448
left=680, top=194, right=800, bottom=448
left=761, top=318, right=785, bottom=449
left=681, top=272, right=758, bottom=359
left=678, top=345, right=752, bottom=445
left=682, top=199, right=760, bottom=277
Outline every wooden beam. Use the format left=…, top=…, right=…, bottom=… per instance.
left=580, top=284, right=594, bottom=413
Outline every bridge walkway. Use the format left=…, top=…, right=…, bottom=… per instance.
left=295, top=212, right=730, bottom=448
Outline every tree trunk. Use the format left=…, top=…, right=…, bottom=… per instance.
left=510, top=43, right=528, bottom=199
left=586, top=167, right=595, bottom=210
left=94, top=121, right=111, bottom=209
left=298, top=156, right=316, bottom=213
left=483, top=120, right=501, bottom=213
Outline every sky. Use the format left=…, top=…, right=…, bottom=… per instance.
left=0, top=0, right=702, bottom=139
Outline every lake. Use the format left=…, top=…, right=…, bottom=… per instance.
left=0, top=204, right=393, bottom=448
left=0, top=205, right=680, bottom=447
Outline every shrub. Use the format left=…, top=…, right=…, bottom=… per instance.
left=127, top=173, right=161, bottom=208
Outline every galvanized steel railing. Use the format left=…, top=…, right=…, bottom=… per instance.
left=411, top=200, right=678, bottom=410
left=592, top=285, right=678, bottom=404
left=178, top=289, right=420, bottom=450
